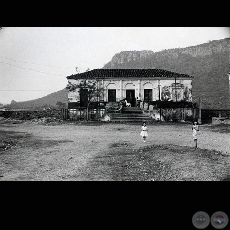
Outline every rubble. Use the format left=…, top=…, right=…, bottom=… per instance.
left=0, top=108, right=66, bottom=125
left=0, top=117, right=65, bottom=125
left=0, top=140, right=15, bottom=152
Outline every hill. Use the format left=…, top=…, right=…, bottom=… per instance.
left=103, top=38, right=230, bottom=110
left=7, top=89, right=68, bottom=110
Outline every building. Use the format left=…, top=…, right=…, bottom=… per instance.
left=66, top=69, right=193, bottom=110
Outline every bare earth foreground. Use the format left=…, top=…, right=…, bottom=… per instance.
left=0, top=119, right=230, bottom=181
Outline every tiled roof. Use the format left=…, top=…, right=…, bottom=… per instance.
left=66, top=69, right=193, bottom=80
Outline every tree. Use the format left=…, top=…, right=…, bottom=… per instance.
left=56, top=101, right=66, bottom=109
left=66, top=79, right=105, bottom=120
left=66, top=81, right=77, bottom=92
left=66, top=79, right=104, bottom=105
left=11, top=100, right=17, bottom=104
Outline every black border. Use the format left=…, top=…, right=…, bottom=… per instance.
left=1, top=2, right=229, bottom=27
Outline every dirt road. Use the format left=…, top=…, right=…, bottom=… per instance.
left=0, top=122, right=229, bottom=181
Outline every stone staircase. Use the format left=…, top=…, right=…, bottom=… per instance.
left=108, top=107, right=152, bottom=123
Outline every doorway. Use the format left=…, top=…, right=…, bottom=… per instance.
left=108, top=89, right=116, bottom=102
left=126, top=90, right=135, bottom=107
left=144, top=89, right=152, bottom=103
left=80, top=88, right=88, bottom=108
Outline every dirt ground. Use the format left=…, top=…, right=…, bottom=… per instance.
left=0, top=119, right=230, bottom=181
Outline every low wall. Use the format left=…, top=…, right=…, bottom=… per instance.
left=144, top=107, right=194, bottom=122
left=69, top=108, right=106, bottom=121
left=202, top=110, right=230, bottom=124
left=212, top=117, right=230, bottom=125
left=0, top=109, right=64, bottom=120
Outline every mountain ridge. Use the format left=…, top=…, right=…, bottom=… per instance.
left=103, top=38, right=230, bottom=70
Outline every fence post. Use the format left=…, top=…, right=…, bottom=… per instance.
left=61, top=108, right=68, bottom=120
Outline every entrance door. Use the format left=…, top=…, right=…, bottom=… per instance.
left=108, top=89, right=116, bottom=102
left=80, top=88, right=88, bottom=108
left=126, top=90, right=135, bottom=107
left=144, top=89, right=152, bottom=103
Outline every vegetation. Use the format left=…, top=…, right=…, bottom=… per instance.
left=66, top=79, right=105, bottom=119
left=56, top=101, right=66, bottom=109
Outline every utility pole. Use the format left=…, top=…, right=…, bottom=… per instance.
left=175, top=75, right=177, bottom=103
left=198, top=97, right=202, bottom=124
left=96, top=78, right=99, bottom=121
left=175, top=75, right=178, bottom=121
left=158, top=80, right=161, bottom=121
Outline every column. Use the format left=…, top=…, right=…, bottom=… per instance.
left=152, top=88, right=155, bottom=101
left=158, top=80, right=161, bottom=100
left=137, top=80, right=141, bottom=99
left=120, top=80, right=123, bottom=100
left=103, top=81, right=107, bottom=102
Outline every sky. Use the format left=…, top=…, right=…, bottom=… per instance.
left=0, top=27, right=229, bottom=105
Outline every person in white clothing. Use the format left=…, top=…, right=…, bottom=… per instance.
left=192, top=121, right=199, bottom=149
left=140, top=122, right=148, bottom=142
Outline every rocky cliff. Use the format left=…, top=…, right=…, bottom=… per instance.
left=103, top=38, right=230, bottom=110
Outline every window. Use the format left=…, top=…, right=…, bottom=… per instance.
left=144, top=89, right=152, bottom=102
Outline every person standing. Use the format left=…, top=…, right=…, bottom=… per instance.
left=140, top=100, right=143, bottom=110
left=192, top=121, right=199, bottom=149
left=140, top=122, right=148, bottom=142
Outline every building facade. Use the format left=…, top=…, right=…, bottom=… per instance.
left=66, top=69, right=193, bottom=109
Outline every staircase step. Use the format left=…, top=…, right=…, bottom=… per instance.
left=122, top=109, right=142, bottom=111
left=122, top=111, right=143, bottom=114
left=110, top=119, right=152, bottom=123
left=112, top=116, right=151, bottom=118
left=110, top=112, right=152, bottom=122
left=122, top=107, right=141, bottom=110
left=107, top=107, right=150, bottom=122
left=110, top=114, right=148, bottom=117
left=109, top=114, right=150, bottom=117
